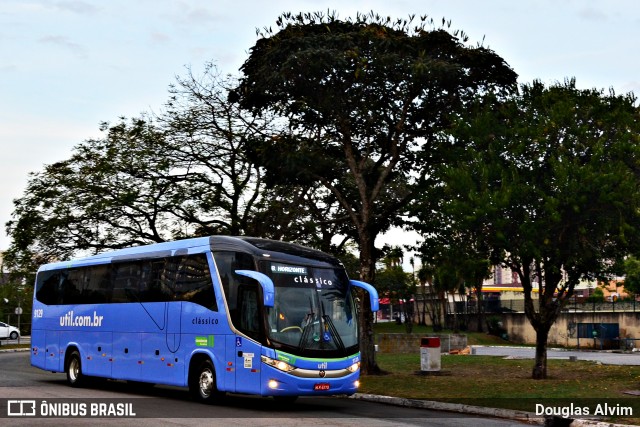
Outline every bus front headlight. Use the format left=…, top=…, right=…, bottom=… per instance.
left=347, top=362, right=360, bottom=373
left=261, top=355, right=296, bottom=372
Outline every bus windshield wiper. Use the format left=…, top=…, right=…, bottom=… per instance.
left=321, top=302, right=345, bottom=353
left=298, top=297, right=315, bottom=353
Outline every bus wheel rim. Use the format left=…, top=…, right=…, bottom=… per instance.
left=70, top=359, right=79, bottom=382
left=199, top=369, right=213, bottom=397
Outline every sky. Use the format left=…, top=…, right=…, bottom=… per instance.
left=1, top=0, right=639, bottom=254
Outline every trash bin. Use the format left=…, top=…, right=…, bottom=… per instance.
left=420, top=337, right=441, bottom=372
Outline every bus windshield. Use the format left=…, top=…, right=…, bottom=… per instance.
left=260, top=261, right=357, bottom=356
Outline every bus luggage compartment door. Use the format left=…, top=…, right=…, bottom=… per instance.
left=45, top=330, right=61, bottom=372
left=31, top=329, right=46, bottom=370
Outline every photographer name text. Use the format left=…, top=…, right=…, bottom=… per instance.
left=536, top=403, right=633, bottom=418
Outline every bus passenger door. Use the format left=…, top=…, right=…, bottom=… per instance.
left=233, top=285, right=262, bottom=394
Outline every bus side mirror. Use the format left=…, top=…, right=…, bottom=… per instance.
left=235, top=270, right=275, bottom=307
left=349, top=280, right=379, bottom=312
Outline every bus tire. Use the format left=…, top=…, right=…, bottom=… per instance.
left=189, top=359, right=219, bottom=404
left=66, top=350, right=85, bottom=387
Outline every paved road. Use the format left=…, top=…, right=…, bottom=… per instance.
left=472, top=345, right=640, bottom=365
left=0, top=351, right=533, bottom=426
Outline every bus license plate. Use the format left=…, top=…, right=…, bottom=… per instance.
left=314, top=383, right=330, bottom=391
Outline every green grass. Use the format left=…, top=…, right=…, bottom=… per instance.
left=359, top=353, right=640, bottom=424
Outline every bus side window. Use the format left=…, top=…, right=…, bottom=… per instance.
left=36, top=271, right=61, bottom=305
left=112, top=262, right=141, bottom=303
left=174, top=254, right=217, bottom=311
left=212, top=251, right=257, bottom=335
left=84, top=264, right=111, bottom=303
left=61, top=269, right=84, bottom=304
left=140, top=259, right=173, bottom=302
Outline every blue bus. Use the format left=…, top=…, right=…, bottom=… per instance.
left=30, top=236, right=378, bottom=402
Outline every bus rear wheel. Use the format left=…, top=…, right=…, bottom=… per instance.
left=189, top=359, right=220, bottom=404
left=66, top=350, right=85, bottom=387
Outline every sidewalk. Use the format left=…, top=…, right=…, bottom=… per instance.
left=471, top=345, right=640, bottom=366
left=0, top=335, right=30, bottom=352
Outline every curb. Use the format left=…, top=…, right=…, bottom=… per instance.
left=352, top=393, right=544, bottom=424
left=352, top=394, right=632, bottom=427
left=0, top=347, right=30, bottom=353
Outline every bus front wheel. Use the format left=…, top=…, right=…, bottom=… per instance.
left=189, top=359, right=219, bottom=404
left=66, top=351, right=85, bottom=387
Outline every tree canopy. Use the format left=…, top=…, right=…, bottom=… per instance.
left=233, top=11, right=517, bottom=373
left=6, top=118, right=177, bottom=274
left=623, top=256, right=640, bottom=297
left=430, top=79, right=640, bottom=378
left=4, top=65, right=340, bottom=275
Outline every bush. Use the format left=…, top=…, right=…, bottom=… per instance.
left=486, top=316, right=507, bottom=338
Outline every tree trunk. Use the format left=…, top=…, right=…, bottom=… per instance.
left=475, top=286, right=484, bottom=333
left=532, top=326, right=550, bottom=379
left=450, top=292, right=459, bottom=333
left=520, top=263, right=563, bottom=380
left=357, top=233, right=381, bottom=375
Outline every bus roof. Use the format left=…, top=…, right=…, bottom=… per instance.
left=37, top=236, right=342, bottom=272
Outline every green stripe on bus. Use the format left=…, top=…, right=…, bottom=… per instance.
left=275, top=350, right=359, bottom=363
left=196, top=336, right=214, bottom=347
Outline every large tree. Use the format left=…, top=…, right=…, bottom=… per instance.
left=165, top=64, right=353, bottom=250
left=4, top=65, right=341, bottom=275
left=434, top=79, right=640, bottom=379
left=233, top=11, right=517, bottom=373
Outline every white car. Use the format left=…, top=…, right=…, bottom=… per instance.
left=0, top=321, right=20, bottom=340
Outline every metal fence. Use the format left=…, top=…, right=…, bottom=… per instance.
left=445, top=298, right=640, bottom=314
left=562, top=300, right=640, bottom=313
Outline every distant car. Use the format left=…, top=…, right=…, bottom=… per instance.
left=0, top=321, right=20, bottom=340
